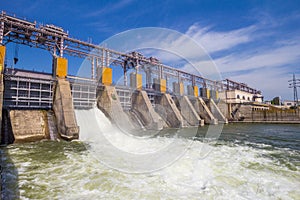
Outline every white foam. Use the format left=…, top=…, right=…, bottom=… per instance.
left=2, top=107, right=300, bottom=199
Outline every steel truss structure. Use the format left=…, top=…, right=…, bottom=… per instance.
left=0, top=11, right=259, bottom=94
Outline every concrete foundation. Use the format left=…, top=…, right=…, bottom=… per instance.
left=177, top=96, right=204, bottom=126
left=155, top=93, right=183, bottom=128
left=97, top=85, right=136, bottom=131
left=131, top=90, right=164, bottom=130
left=193, top=97, right=218, bottom=125
left=208, top=99, right=228, bottom=123
left=53, top=78, right=79, bottom=140
left=9, top=110, right=50, bottom=143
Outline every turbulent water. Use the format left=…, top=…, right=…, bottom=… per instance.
left=1, top=108, right=300, bottom=200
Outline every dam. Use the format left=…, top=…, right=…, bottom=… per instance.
left=0, top=11, right=299, bottom=144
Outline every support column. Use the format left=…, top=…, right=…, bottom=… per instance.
left=200, top=88, right=210, bottom=99
left=0, top=18, right=4, bottom=44
left=130, top=72, right=142, bottom=90
left=187, top=85, right=194, bottom=96
left=91, top=57, right=95, bottom=79
left=52, top=57, right=79, bottom=140
left=145, top=68, right=151, bottom=89
left=154, top=78, right=166, bottom=93
left=173, top=82, right=184, bottom=95
left=0, top=45, right=5, bottom=136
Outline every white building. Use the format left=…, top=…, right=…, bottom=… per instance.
left=219, top=90, right=263, bottom=103
left=219, top=79, right=263, bottom=104
left=283, top=100, right=299, bottom=107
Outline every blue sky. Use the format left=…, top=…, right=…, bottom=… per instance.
left=1, top=0, right=300, bottom=100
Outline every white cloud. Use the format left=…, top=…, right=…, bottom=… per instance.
left=186, top=23, right=257, bottom=53
left=215, top=41, right=300, bottom=73
left=86, top=0, right=133, bottom=17
left=228, top=67, right=295, bottom=100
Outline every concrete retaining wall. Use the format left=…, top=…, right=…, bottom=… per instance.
left=9, top=110, right=49, bottom=143
left=236, top=105, right=300, bottom=122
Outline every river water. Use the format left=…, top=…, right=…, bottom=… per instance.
left=1, top=108, right=300, bottom=199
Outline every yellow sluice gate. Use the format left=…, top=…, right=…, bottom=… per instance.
left=100, top=67, right=113, bottom=86
left=160, top=79, right=167, bottom=93
left=179, top=82, right=184, bottom=96
left=54, top=57, right=68, bottom=78
left=194, top=85, right=199, bottom=97
left=207, top=89, right=210, bottom=99
left=136, top=74, right=142, bottom=90
left=0, top=45, right=6, bottom=73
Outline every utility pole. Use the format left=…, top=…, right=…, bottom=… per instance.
left=288, top=74, right=300, bottom=107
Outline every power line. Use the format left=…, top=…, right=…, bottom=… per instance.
left=288, top=73, right=300, bottom=107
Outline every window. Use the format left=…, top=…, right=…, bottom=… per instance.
left=242, top=96, right=245, bottom=100
left=237, top=95, right=240, bottom=99
left=247, top=97, right=250, bottom=101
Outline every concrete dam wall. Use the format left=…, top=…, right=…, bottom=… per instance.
left=1, top=81, right=227, bottom=144
left=1, top=109, right=57, bottom=144
left=230, top=104, right=300, bottom=123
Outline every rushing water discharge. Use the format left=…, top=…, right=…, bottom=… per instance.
left=1, top=108, right=300, bottom=199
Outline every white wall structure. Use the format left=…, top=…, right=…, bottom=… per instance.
left=219, top=89, right=263, bottom=104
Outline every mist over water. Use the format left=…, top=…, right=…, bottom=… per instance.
left=1, top=108, right=300, bottom=199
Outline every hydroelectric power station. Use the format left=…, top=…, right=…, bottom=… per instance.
left=0, top=11, right=298, bottom=144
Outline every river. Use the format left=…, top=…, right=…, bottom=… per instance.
left=1, top=108, right=299, bottom=199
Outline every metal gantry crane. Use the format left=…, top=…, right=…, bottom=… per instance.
left=0, top=10, right=262, bottom=94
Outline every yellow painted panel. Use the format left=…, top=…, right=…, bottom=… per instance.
left=0, top=45, right=6, bottom=73
left=160, top=79, right=166, bottom=93
left=207, top=89, right=210, bottom=99
left=56, top=57, right=68, bottom=78
left=193, top=86, right=198, bottom=97
left=215, top=90, right=219, bottom=99
left=101, top=67, right=112, bottom=86
left=179, top=82, right=184, bottom=95
left=136, top=73, right=142, bottom=90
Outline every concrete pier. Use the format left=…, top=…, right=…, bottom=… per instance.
left=155, top=93, right=183, bottom=128
left=0, top=45, right=5, bottom=136
left=131, top=90, right=164, bottom=130
left=97, top=85, right=136, bottom=131
left=53, top=78, right=79, bottom=140
left=176, top=96, right=204, bottom=127
left=193, top=97, right=218, bottom=125
left=208, top=99, right=228, bottom=124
